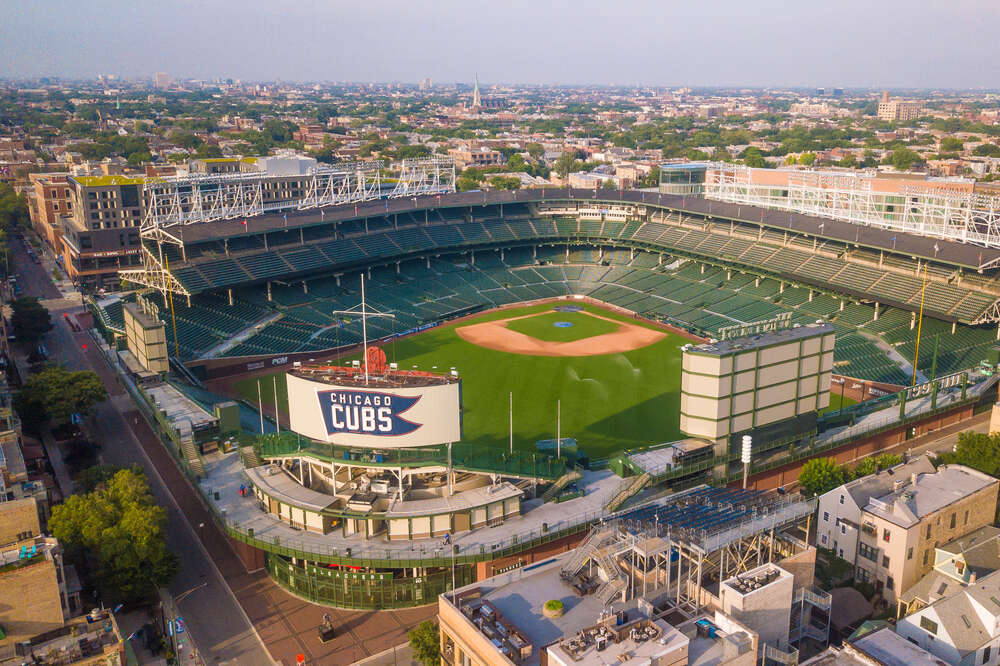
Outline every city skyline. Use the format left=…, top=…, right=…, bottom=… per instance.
left=4, top=0, right=1000, bottom=87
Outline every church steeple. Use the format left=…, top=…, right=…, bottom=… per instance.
left=472, top=74, right=482, bottom=110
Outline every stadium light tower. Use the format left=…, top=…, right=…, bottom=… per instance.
left=331, top=274, right=396, bottom=385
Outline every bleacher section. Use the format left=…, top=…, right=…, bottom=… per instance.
left=160, top=214, right=1000, bottom=332
left=102, top=241, right=1000, bottom=387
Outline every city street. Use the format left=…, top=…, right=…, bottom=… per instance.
left=10, top=232, right=436, bottom=665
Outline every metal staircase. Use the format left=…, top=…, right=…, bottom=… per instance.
left=542, top=466, right=583, bottom=503
left=604, top=473, right=650, bottom=512
left=560, top=525, right=629, bottom=606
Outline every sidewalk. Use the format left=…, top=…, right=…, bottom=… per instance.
left=38, top=425, right=75, bottom=497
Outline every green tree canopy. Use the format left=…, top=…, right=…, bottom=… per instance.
left=742, top=147, right=767, bottom=168
left=408, top=620, right=441, bottom=666
left=938, top=430, right=1000, bottom=477
left=0, top=183, right=29, bottom=230
left=18, top=365, right=107, bottom=427
left=489, top=176, right=521, bottom=191
left=11, top=296, right=52, bottom=346
left=798, top=457, right=846, bottom=497
left=939, top=137, right=964, bottom=152
left=49, top=467, right=178, bottom=604
left=526, top=142, right=544, bottom=160
left=885, top=148, right=924, bottom=171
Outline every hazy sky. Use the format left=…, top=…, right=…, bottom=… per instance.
left=2, top=0, right=999, bottom=88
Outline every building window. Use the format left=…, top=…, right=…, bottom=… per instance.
left=821, top=534, right=827, bottom=545
left=907, top=547, right=914, bottom=560
left=927, top=524, right=932, bottom=539
left=841, top=524, right=846, bottom=535
left=823, top=512, right=829, bottom=522
left=857, top=568, right=872, bottom=583
left=882, top=555, right=890, bottom=568
left=883, top=529, right=891, bottom=542
left=951, top=513, right=957, bottom=529
left=839, top=495, right=845, bottom=505
left=886, top=576, right=894, bottom=590
left=920, top=616, right=938, bottom=635
left=965, top=510, right=970, bottom=525
left=984, top=646, right=991, bottom=664
left=859, top=543, right=879, bottom=562
left=923, top=550, right=929, bottom=565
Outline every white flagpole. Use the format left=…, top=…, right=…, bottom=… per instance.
left=557, top=399, right=561, bottom=458
left=273, top=375, right=280, bottom=433
left=509, top=392, right=513, bottom=455
left=257, top=380, right=264, bottom=433
left=361, top=273, right=369, bottom=385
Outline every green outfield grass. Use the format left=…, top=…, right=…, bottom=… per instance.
left=232, top=302, right=688, bottom=459
left=503, top=310, right=620, bottom=342
left=823, top=392, right=859, bottom=413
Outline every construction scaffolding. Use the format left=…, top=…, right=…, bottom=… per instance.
left=703, top=163, right=1000, bottom=255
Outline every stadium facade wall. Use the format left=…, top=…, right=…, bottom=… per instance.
left=740, top=402, right=975, bottom=491
left=831, top=374, right=907, bottom=402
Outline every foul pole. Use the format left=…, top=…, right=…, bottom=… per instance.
left=912, top=264, right=929, bottom=386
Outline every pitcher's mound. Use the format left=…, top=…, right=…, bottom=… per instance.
left=456, top=310, right=665, bottom=357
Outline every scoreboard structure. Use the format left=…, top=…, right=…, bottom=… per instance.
left=679, top=320, right=835, bottom=446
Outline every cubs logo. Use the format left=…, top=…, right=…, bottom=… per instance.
left=317, top=389, right=422, bottom=437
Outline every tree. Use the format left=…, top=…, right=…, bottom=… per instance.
left=798, top=457, right=846, bottom=497
left=939, top=137, right=964, bottom=153
left=11, top=296, right=52, bottom=346
left=554, top=151, right=578, bottom=178
left=850, top=453, right=902, bottom=479
left=408, top=620, right=441, bottom=666
left=0, top=182, right=29, bottom=230
left=489, top=176, right=521, bottom=191
left=885, top=148, right=923, bottom=172
left=49, top=467, right=178, bottom=604
left=938, top=431, right=1000, bottom=477
left=19, top=365, right=107, bottom=427
left=526, top=142, right=544, bottom=160
left=77, top=463, right=135, bottom=493
left=798, top=152, right=817, bottom=166
left=974, top=143, right=1000, bottom=158
left=456, top=176, right=480, bottom=192
left=742, top=147, right=767, bottom=168
left=506, top=153, right=528, bottom=173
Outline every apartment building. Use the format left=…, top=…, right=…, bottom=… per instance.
left=0, top=499, right=116, bottom=665
left=853, top=465, right=999, bottom=604
left=899, top=525, right=1000, bottom=617
left=62, top=175, right=146, bottom=290
left=816, top=455, right=936, bottom=561
left=448, top=144, right=505, bottom=169
left=877, top=91, right=923, bottom=123
left=898, top=566, right=1000, bottom=665
left=26, top=173, right=73, bottom=250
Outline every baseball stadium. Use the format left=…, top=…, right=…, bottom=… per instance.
left=90, top=158, right=1000, bottom=610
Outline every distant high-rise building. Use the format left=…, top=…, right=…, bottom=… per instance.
left=877, top=91, right=922, bottom=122
left=154, top=72, right=169, bottom=90
left=832, top=87, right=844, bottom=97
left=419, top=77, right=432, bottom=90
left=471, top=74, right=482, bottom=110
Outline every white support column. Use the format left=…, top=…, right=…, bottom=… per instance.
left=302, top=281, right=308, bottom=294
left=874, top=302, right=879, bottom=320
left=840, top=299, right=845, bottom=311
left=911, top=312, right=917, bottom=330
left=267, top=281, right=272, bottom=302
left=779, top=282, right=785, bottom=294
left=951, top=321, right=956, bottom=334
left=808, top=290, right=813, bottom=302
left=227, top=288, right=233, bottom=306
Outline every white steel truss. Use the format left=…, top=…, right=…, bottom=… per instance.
left=388, top=157, right=456, bottom=198
left=141, top=160, right=386, bottom=231
left=126, top=157, right=457, bottom=300
left=703, top=163, right=1000, bottom=253
left=140, top=157, right=457, bottom=232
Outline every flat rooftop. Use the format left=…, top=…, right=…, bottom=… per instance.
left=686, top=321, right=833, bottom=357
left=146, top=383, right=218, bottom=433
left=850, top=627, right=947, bottom=666
left=865, top=464, right=998, bottom=528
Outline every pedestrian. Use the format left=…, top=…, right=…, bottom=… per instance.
left=444, top=532, right=451, bottom=545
